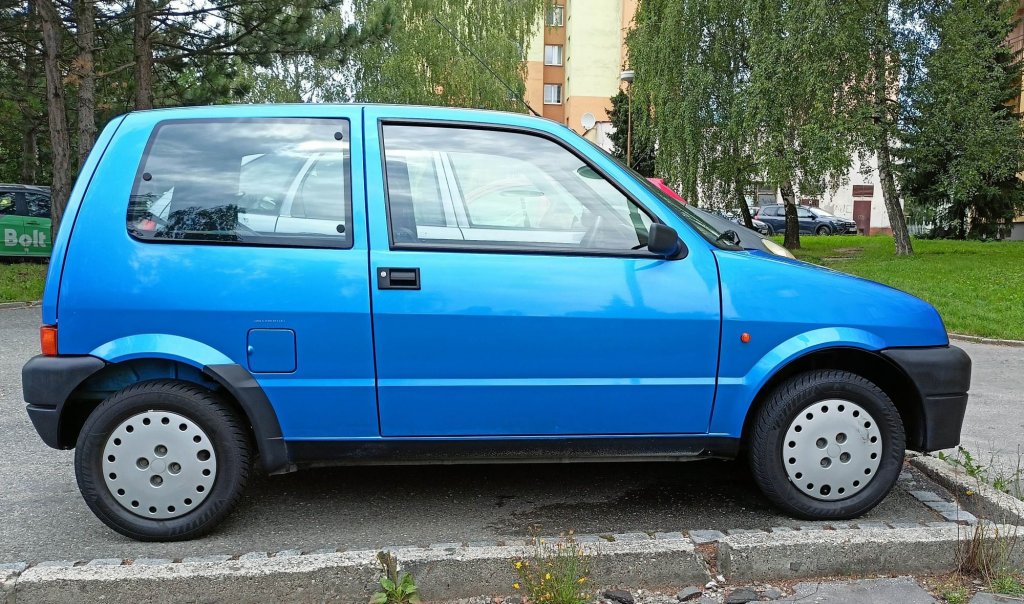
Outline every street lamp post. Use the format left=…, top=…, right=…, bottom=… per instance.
left=620, top=69, right=635, bottom=169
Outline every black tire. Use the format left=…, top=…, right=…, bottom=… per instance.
left=75, top=380, right=252, bottom=541
left=815, top=225, right=831, bottom=236
left=748, top=370, right=905, bottom=519
left=765, top=224, right=775, bottom=236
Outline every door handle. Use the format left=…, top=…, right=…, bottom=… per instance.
left=25, top=221, right=40, bottom=225
left=377, top=267, right=420, bottom=290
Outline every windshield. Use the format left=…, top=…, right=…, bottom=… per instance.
left=580, top=139, right=739, bottom=249
left=810, top=207, right=835, bottom=218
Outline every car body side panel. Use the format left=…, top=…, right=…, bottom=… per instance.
left=55, top=106, right=379, bottom=440
left=42, top=115, right=127, bottom=325
left=709, top=250, right=949, bottom=436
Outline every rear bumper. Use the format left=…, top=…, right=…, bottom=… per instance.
left=881, top=345, right=971, bottom=452
left=23, top=354, right=106, bottom=449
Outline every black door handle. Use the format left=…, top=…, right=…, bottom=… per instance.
left=377, top=267, right=420, bottom=290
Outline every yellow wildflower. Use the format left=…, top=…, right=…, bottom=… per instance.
left=514, top=561, right=522, bottom=570
left=578, top=577, right=588, bottom=584
left=512, top=582, right=520, bottom=590
left=545, top=573, right=552, bottom=580
left=966, top=489, right=975, bottom=496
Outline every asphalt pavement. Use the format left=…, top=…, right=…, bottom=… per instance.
left=0, top=306, right=1017, bottom=563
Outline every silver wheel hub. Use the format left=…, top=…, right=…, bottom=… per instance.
left=102, top=411, right=217, bottom=519
left=782, top=399, right=882, bottom=501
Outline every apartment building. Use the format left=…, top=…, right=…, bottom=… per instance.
left=523, top=0, right=636, bottom=147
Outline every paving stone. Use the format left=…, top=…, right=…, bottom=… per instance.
left=725, top=587, right=758, bottom=603
left=308, top=548, right=338, bottom=556
left=574, top=534, right=603, bottom=543
left=466, top=541, right=496, bottom=548
left=604, top=589, right=635, bottom=604
left=613, top=532, right=651, bottom=541
left=274, top=549, right=302, bottom=558
left=182, top=554, right=233, bottom=564
left=926, top=501, right=960, bottom=514
left=797, top=525, right=825, bottom=531
left=970, top=592, right=1024, bottom=603
left=238, top=552, right=268, bottom=560
left=778, top=577, right=937, bottom=603
left=829, top=523, right=852, bottom=530
left=676, top=586, right=702, bottom=601
left=770, top=526, right=796, bottom=532
left=34, top=560, right=76, bottom=568
left=926, top=521, right=957, bottom=528
left=890, top=522, right=925, bottom=529
left=132, top=558, right=172, bottom=566
left=0, top=563, right=27, bottom=573
left=854, top=522, right=890, bottom=530
left=430, top=542, right=462, bottom=550
left=655, top=531, right=686, bottom=541
left=761, top=586, right=784, bottom=600
left=941, top=509, right=978, bottom=524
left=726, top=529, right=763, bottom=535
left=688, top=530, right=726, bottom=544
left=910, top=490, right=945, bottom=503
left=85, top=558, right=123, bottom=566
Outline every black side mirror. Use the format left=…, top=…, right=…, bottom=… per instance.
left=647, top=223, right=687, bottom=259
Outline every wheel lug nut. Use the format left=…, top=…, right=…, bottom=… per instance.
left=150, top=475, right=163, bottom=487
left=155, top=445, right=168, bottom=457
left=168, top=463, right=181, bottom=474
left=137, top=458, right=149, bottom=470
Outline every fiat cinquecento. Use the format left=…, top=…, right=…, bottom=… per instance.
left=23, top=104, right=970, bottom=541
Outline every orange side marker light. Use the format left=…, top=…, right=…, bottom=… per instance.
left=740, top=332, right=751, bottom=344
left=40, top=325, right=58, bottom=356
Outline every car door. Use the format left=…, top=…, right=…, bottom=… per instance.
left=364, top=113, right=722, bottom=437
left=0, top=191, right=25, bottom=256
left=22, top=191, right=52, bottom=256
left=796, top=207, right=817, bottom=233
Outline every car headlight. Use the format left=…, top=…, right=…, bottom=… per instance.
left=762, top=238, right=796, bottom=259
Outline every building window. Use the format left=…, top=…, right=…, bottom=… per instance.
left=544, top=45, right=563, bottom=66
left=543, top=84, right=562, bottom=105
left=755, top=186, right=776, bottom=207
left=546, top=6, right=564, bottom=27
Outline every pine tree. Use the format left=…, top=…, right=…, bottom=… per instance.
left=901, top=0, right=1024, bottom=239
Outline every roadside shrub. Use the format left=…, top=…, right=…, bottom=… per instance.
left=370, top=551, right=421, bottom=604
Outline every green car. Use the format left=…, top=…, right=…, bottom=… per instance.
left=0, top=184, right=52, bottom=258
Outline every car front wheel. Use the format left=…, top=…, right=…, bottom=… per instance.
left=75, top=380, right=252, bottom=541
left=815, top=225, right=832, bottom=235
left=749, top=370, right=905, bottom=519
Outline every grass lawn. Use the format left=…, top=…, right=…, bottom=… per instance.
left=0, top=262, right=47, bottom=303
left=783, top=236, right=1024, bottom=341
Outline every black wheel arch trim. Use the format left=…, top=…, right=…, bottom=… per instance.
left=22, top=354, right=291, bottom=474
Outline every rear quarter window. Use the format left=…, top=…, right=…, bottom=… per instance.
left=127, top=118, right=352, bottom=248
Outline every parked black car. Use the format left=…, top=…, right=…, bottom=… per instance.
left=754, top=204, right=858, bottom=235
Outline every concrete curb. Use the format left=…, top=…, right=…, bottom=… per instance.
left=949, top=333, right=1024, bottom=347
left=1, top=538, right=710, bottom=603
left=718, top=525, right=968, bottom=581
left=0, top=301, right=37, bottom=310
left=910, top=455, right=1024, bottom=525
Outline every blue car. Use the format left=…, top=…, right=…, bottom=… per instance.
left=23, top=105, right=970, bottom=541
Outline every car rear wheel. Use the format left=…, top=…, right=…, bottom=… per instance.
left=75, top=380, right=252, bottom=541
left=748, top=370, right=905, bottom=519
left=765, top=224, right=775, bottom=236
left=815, top=225, right=831, bottom=236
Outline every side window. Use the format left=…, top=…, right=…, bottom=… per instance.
left=0, top=193, right=16, bottom=215
left=797, top=207, right=814, bottom=219
left=25, top=193, right=50, bottom=218
left=128, top=118, right=351, bottom=248
left=382, top=125, right=654, bottom=253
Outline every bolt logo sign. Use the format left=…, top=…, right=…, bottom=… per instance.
left=5, top=228, right=47, bottom=248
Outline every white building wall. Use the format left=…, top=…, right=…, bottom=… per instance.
left=818, top=154, right=897, bottom=234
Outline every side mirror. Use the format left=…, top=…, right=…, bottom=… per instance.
left=647, top=223, right=687, bottom=259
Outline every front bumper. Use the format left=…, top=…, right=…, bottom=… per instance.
left=23, top=354, right=106, bottom=449
left=882, top=345, right=971, bottom=452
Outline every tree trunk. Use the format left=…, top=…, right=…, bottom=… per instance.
left=134, top=0, right=154, bottom=109
left=21, top=124, right=39, bottom=184
left=877, top=140, right=912, bottom=255
left=736, top=185, right=754, bottom=230
left=780, top=181, right=801, bottom=249
left=75, top=0, right=97, bottom=166
left=872, top=12, right=912, bottom=256
left=38, top=0, right=73, bottom=230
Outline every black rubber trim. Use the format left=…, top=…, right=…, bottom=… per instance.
left=881, top=345, right=972, bottom=452
left=22, top=354, right=107, bottom=449
left=286, top=436, right=740, bottom=468
left=202, top=364, right=292, bottom=474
